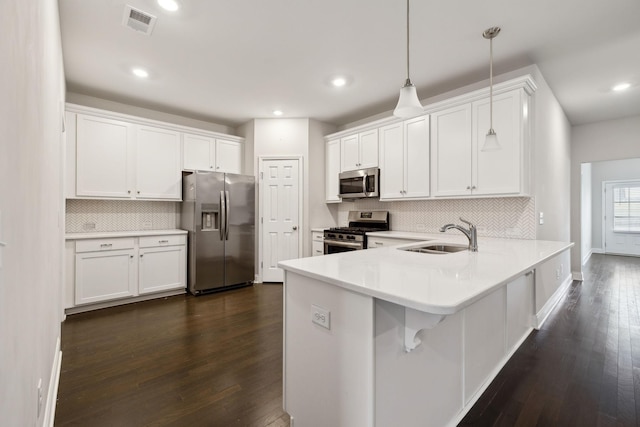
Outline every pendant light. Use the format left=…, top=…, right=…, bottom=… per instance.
left=481, top=26, right=501, bottom=151
left=393, top=0, right=423, bottom=118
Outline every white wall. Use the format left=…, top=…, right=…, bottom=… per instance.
left=589, top=158, right=640, bottom=250
left=67, top=92, right=236, bottom=135
left=581, top=163, right=593, bottom=264
left=570, top=115, right=640, bottom=275
left=1, top=0, right=65, bottom=425
left=308, top=120, right=339, bottom=229
left=253, top=119, right=311, bottom=263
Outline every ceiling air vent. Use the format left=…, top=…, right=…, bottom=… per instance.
left=122, top=5, right=157, bottom=35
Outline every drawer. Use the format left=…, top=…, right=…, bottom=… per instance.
left=76, top=237, right=135, bottom=253
left=367, top=236, right=421, bottom=249
left=312, top=231, right=325, bottom=242
left=139, top=234, right=186, bottom=248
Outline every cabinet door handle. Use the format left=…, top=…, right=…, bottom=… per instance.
left=137, top=191, right=140, bottom=194
left=472, top=185, right=477, bottom=190
left=315, top=250, right=322, bottom=253
left=210, top=165, right=214, bottom=169
left=128, top=190, right=131, bottom=194
left=159, top=240, right=169, bottom=243
left=100, top=243, right=112, bottom=248
left=130, top=255, right=133, bottom=259
left=375, top=241, right=383, bottom=245
left=466, top=186, right=471, bottom=190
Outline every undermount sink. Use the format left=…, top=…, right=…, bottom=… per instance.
left=401, top=243, right=468, bottom=255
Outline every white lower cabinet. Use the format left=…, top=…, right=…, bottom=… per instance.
left=75, top=238, right=137, bottom=305
left=138, top=237, right=186, bottom=294
left=72, top=234, right=186, bottom=309
left=311, top=231, right=324, bottom=256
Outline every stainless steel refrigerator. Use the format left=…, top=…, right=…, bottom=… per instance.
left=181, top=171, right=255, bottom=294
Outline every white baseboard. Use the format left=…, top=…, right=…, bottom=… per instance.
left=534, top=275, right=573, bottom=329
left=572, top=271, right=584, bottom=281
left=592, top=248, right=605, bottom=254
left=43, top=337, right=62, bottom=427
left=582, top=248, right=594, bottom=265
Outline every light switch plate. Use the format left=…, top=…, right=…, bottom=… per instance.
left=311, top=304, right=330, bottom=330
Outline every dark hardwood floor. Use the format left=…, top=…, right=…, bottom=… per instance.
left=56, top=254, right=640, bottom=426
left=461, top=254, right=640, bottom=426
left=55, top=283, right=289, bottom=427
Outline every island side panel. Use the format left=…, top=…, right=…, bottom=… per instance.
left=283, top=271, right=375, bottom=427
left=375, top=300, right=464, bottom=427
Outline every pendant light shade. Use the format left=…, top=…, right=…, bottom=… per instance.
left=481, top=26, right=501, bottom=152
left=393, top=0, right=422, bottom=118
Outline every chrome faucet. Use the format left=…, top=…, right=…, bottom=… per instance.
left=439, top=217, right=478, bottom=252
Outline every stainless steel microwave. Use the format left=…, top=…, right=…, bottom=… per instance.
left=339, top=168, right=380, bottom=199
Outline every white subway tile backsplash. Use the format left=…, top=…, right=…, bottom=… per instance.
left=338, top=197, right=536, bottom=239
left=66, top=200, right=179, bottom=233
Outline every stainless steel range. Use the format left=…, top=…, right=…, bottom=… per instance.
left=324, top=211, right=390, bottom=254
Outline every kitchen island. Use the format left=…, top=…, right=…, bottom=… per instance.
left=278, top=235, right=573, bottom=427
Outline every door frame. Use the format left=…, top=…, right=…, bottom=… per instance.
left=602, top=179, right=640, bottom=255
left=257, top=156, right=304, bottom=283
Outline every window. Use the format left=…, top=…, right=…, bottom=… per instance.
left=613, top=183, right=640, bottom=232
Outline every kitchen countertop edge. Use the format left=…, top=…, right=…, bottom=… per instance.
left=65, top=229, right=188, bottom=240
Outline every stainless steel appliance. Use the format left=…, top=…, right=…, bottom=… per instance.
left=181, top=171, right=255, bottom=294
left=324, top=210, right=389, bottom=254
left=338, top=167, right=380, bottom=199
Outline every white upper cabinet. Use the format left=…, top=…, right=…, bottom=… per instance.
left=183, top=133, right=243, bottom=174
left=341, top=129, right=379, bottom=172
left=135, top=126, right=181, bottom=199
left=215, top=139, right=243, bottom=173
left=75, top=115, right=181, bottom=200
left=67, top=105, right=245, bottom=200
left=431, top=104, right=473, bottom=197
left=431, top=88, right=529, bottom=197
left=472, top=90, right=523, bottom=196
left=379, top=115, right=430, bottom=201
left=76, top=114, right=133, bottom=198
left=325, top=139, right=341, bottom=203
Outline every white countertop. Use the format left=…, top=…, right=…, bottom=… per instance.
left=279, top=234, right=573, bottom=315
left=311, top=227, right=331, bottom=232
left=366, top=230, right=432, bottom=240
left=65, top=229, right=187, bottom=240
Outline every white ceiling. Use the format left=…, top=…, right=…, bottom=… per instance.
left=59, top=0, right=640, bottom=128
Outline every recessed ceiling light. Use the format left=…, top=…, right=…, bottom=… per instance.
left=332, top=77, right=347, bottom=87
left=612, top=82, right=631, bottom=92
left=132, top=68, right=149, bottom=78
left=157, top=0, right=179, bottom=11
left=273, top=110, right=283, bottom=116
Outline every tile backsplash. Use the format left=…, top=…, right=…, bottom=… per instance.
left=338, top=197, right=536, bottom=239
left=66, top=199, right=180, bottom=233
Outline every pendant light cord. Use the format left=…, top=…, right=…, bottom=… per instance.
left=489, top=34, right=493, bottom=130
left=406, top=0, right=410, bottom=83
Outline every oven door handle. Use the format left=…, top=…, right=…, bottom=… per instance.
left=324, top=240, right=363, bottom=249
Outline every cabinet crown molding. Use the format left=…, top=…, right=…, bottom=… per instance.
left=66, top=103, right=244, bottom=143
left=325, top=74, right=537, bottom=141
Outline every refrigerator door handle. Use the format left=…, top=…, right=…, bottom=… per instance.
left=220, top=190, right=226, bottom=241
left=225, top=190, right=230, bottom=240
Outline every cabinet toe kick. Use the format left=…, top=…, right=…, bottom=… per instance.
left=404, top=307, right=446, bottom=352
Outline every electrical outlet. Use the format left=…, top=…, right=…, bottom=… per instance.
left=142, top=221, right=153, bottom=229
left=539, top=212, right=544, bottom=225
left=37, top=378, right=43, bottom=418
left=311, top=304, right=330, bottom=330
left=83, top=222, right=96, bottom=231
left=555, top=269, right=561, bottom=280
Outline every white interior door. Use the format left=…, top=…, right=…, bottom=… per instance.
left=262, top=158, right=301, bottom=282
left=604, top=181, right=640, bottom=256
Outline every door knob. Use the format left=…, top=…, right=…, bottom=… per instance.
left=292, top=226, right=298, bottom=231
